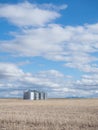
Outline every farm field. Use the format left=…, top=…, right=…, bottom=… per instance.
left=0, top=99, right=98, bottom=130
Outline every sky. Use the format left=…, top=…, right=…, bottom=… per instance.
left=0, top=0, right=98, bottom=98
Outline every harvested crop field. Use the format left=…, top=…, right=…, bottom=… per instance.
left=0, top=99, right=98, bottom=130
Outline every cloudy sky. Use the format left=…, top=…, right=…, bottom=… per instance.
left=0, top=0, right=98, bottom=98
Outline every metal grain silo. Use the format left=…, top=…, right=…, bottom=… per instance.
left=23, top=90, right=47, bottom=100
left=34, top=91, right=39, bottom=100
left=30, top=91, right=35, bottom=100
left=39, top=92, right=43, bottom=100
left=43, top=92, right=47, bottom=100
left=23, top=90, right=28, bottom=99
left=23, top=90, right=34, bottom=100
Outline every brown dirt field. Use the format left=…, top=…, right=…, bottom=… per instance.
left=0, top=98, right=98, bottom=130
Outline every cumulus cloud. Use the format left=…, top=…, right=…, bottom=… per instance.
left=0, top=62, right=98, bottom=98
left=0, top=63, right=65, bottom=90
left=1, top=23, right=98, bottom=73
left=0, top=62, right=24, bottom=80
left=0, top=62, right=70, bottom=97
left=0, top=2, right=98, bottom=97
left=0, top=2, right=67, bottom=27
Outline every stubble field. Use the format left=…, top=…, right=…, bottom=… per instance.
left=0, top=99, right=98, bottom=130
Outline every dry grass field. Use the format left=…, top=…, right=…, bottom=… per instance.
left=0, top=99, right=98, bottom=130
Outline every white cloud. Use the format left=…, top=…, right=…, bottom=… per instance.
left=64, top=63, right=98, bottom=73
left=38, top=3, right=67, bottom=11
left=0, top=62, right=70, bottom=97
left=0, top=2, right=66, bottom=27
left=0, top=24, right=67, bottom=57
left=0, top=62, right=98, bottom=98
left=36, top=70, right=64, bottom=78
left=0, top=2, right=98, bottom=97
left=0, top=62, right=64, bottom=90
left=1, top=22, right=98, bottom=73
left=0, top=62, right=24, bottom=79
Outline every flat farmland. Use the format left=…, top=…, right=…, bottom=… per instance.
left=0, top=99, right=98, bottom=130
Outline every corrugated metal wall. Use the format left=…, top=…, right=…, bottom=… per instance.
left=23, top=90, right=47, bottom=100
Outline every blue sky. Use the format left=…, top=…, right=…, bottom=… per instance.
left=0, top=0, right=98, bottom=98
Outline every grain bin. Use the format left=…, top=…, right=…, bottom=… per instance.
left=23, top=90, right=47, bottom=100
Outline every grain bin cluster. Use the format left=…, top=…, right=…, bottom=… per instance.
left=23, top=90, right=47, bottom=100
